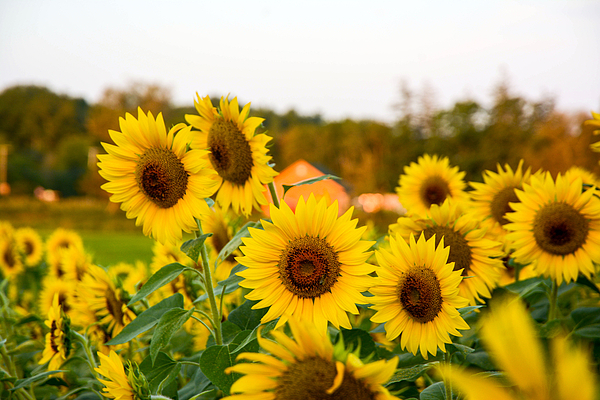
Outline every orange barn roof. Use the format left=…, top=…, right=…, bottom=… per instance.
left=262, top=159, right=350, bottom=216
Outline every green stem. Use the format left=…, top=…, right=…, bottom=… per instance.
left=443, top=352, right=452, bottom=400
left=72, top=331, right=98, bottom=378
left=179, top=360, right=201, bottom=367
left=548, top=279, right=559, bottom=321
left=196, top=218, right=223, bottom=346
left=267, top=181, right=280, bottom=209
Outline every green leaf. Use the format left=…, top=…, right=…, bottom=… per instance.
left=282, top=174, right=341, bottom=198
left=571, top=307, right=600, bottom=326
left=447, top=343, right=475, bottom=357
left=180, top=233, right=212, bottom=263
left=466, top=350, right=496, bottom=371
left=387, top=362, right=438, bottom=384
left=230, top=319, right=278, bottom=354
left=195, top=264, right=247, bottom=303
left=215, top=221, right=262, bottom=267
left=107, top=293, right=184, bottom=345
left=128, top=263, right=189, bottom=306
left=575, top=275, right=600, bottom=294
left=139, top=352, right=178, bottom=393
left=420, top=381, right=446, bottom=400
left=150, top=307, right=194, bottom=364
left=504, top=277, right=549, bottom=299
left=458, top=305, right=484, bottom=316
left=200, top=331, right=260, bottom=396
left=574, top=324, right=600, bottom=339
left=10, top=370, right=66, bottom=391
left=339, top=329, right=377, bottom=360
left=228, top=299, right=268, bottom=331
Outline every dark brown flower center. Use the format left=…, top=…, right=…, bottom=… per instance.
left=275, top=356, right=376, bottom=400
left=423, top=226, right=472, bottom=276
left=208, top=120, right=254, bottom=186
left=135, top=147, right=188, bottom=209
left=533, top=202, right=589, bottom=255
left=279, top=236, right=340, bottom=299
left=104, top=288, right=125, bottom=332
left=420, top=176, right=450, bottom=208
left=491, top=186, right=520, bottom=226
left=2, top=245, right=15, bottom=268
left=397, top=266, right=443, bottom=323
left=24, top=240, right=34, bottom=256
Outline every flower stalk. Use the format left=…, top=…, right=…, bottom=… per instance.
left=195, top=218, right=223, bottom=346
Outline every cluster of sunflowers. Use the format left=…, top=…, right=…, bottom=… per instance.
left=1, top=97, right=600, bottom=400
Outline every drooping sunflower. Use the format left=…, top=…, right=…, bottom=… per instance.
left=98, top=108, right=219, bottom=245
left=396, top=154, right=470, bottom=216
left=224, top=316, right=399, bottom=400
left=443, top=298, right=598, bottom=400
left=0, top=237, right=24, bottom=278
left=74, top=264, right=136, bottom=340
left=505, top=172, right=600, bottom=285
left=370, top=233, right=470, bottom=360
left=14, top=227, right=44, bottom=267
left=186, top=94, right=278, bottom=216
left=390, top=199, right=505, bottom=306
left=236, top=194, right=376, bottom=333
left=45, top=227, right=84, bottom=260
left=39, top=294, right=71, bottom=372
left=95, top=350, right=150, bottom=400
left=468, top=160, right=532, bottom=249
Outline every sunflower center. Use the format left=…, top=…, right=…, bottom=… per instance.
left=491, top=186, right=520, bottom=226
left=422, top=226, right=472, bottom=276
left=420, top=176, right=450, bottom=207
left=533, top=202, right=589, bottom=256
left=208, top=120, right=254, bottom=185
left=397, top=266, right=443, bottom=323
left=135, top=147, right=188, bottom=209
left=276, top=356, right=376, bottom=400
left=279, top=236, right=341, bottom=299
left=2, top=247, right=15, bottom=268
left=104, top=288, right=125, bottom=330
left=24, top=240, right=34, bottom=256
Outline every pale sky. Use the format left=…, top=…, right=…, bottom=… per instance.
left=1, top=0, right=599, bottom=123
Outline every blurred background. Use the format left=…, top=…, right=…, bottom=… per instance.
left=0, top=0, right=599, bottom=260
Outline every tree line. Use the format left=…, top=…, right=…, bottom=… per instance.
left=0, top=82, right=597, bottom=198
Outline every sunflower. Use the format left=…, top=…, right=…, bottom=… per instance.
left=39, top=294, right=71, bottom=372
left=95, top=350, right=150, bottom=400
left=61, top=246, right=92, bottom=282
left=468, top=160, right=532, bottom=250
left=109, top=261, right=147, bottom=295
left=0, top=237, right=24, bottom=278
left=0, top=220, right=14, bottom=241
left=390, top=199, right=504, bottom=306
left=74, top=264, right=136, bottom=340
left=98, top=108, right=219, bottom=245
left=45, top=227, right=84, bottom=260
left=370, top=233, right=470, bottom=360
left=505, top=172, right=600, bottom=285
left=186, top=94, right=278, bottom=216
left=38, top=277, right=77, bottom=320
left=396, top=154, right=470, bottom=216
left=236, top=194, right=375, bottom=333
left=14, top=227, right=44, bottom=267
left=586, top=111, right=600, bottom=153
left=443, top=298, right=598, bottom=400
left=564, top=165, right=600, bottom=188
left=224, top=316, right=399, bottom=400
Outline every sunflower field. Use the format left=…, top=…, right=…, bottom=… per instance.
left=1, top=98, right=600, bottom=400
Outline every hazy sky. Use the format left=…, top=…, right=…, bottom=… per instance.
left=1, top=0, right=599, bottom=123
